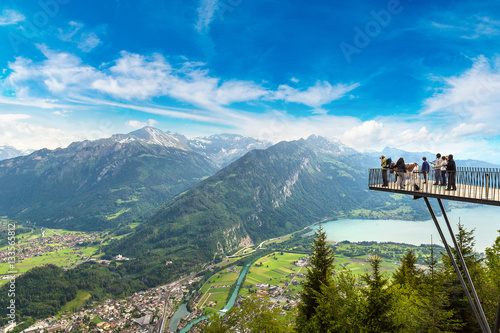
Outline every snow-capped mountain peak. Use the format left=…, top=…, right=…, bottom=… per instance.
left=114, top=127, right=190, bottom=151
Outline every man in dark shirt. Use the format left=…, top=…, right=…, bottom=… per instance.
left=446, top=154, right=456, bottom=191
left=421, top=157, right=430, bottom=184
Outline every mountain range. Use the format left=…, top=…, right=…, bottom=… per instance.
left=2, top=127, right=485, bottom=234
left=0, top=127, right=268, bottom=230
left=104, top=135, right=433, bottom=281
left=2, top=126, right=487, bottom=284
left=0, top=145, right=33, bottom=160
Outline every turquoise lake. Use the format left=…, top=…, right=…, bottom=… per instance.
left=315, top=205, right=500, bottom=253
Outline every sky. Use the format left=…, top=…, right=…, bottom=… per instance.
left=1, top=0, right=500, bottom=162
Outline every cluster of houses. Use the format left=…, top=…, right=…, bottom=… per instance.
left=13, top=283, right=184, bottom=333
left=293, top=258, right=311, bottom=267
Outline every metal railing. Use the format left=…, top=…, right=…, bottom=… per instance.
left=368, top=167, right=500, bottom=203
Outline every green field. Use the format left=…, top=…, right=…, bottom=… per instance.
left=240, top=252, right=306, bottom=297
left=0, top=246, right=100, bottom=275
left=239, top=249, right=408, bottom=299
left=197, top=268, right=241, bottom=311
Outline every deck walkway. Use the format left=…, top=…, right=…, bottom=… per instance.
left=368, top=167, right=500, bottom=206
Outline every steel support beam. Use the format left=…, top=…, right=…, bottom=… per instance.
left=423, top=197, right=490, bottom=333
left=437, top=198, right=491, bottom=332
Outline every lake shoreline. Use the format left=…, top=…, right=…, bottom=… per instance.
left=312, top=205, right=500, bottom=254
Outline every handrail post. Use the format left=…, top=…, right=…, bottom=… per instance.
left=486, top=173, right=490, bottom=199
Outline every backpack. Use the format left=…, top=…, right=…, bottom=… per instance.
left=385, top=157, right=392, bottom=168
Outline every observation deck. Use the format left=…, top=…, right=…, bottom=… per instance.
left=369, top=166, right=500, bottom=333
left=368, top=167, right=500, bottom=206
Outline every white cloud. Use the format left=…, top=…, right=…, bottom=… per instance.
left=214, top=81, right=268, bottom=105
left=91, top=52, right=171, bottom=100
left=7, top=44, right=102, bottom=94
left=430, top=16, right=500, bottom=40
left=78, top=32, right=101, bottom=52
left=0, top=95, right=66, bottom=109
left=462, top=17, right=500, bottom=39
left=4, top=48, right=358, bottom=119
left=340, top=120, right=385, bottom=148
left=195, top=0, right=219, bottom=33
left=52, top=110, right=72, bottom=117
left=423, top=55, right=500, bottom=129
left=57, top=21, right=102, bottom=52
left=0, top=113, right=31, bottom=122
left=0, top=9, right=24, bottom=26
left=58, top=21, right=84, bottom=41
left=273, top=81, right=360, bottom=109
left=126, top=119, right=158, bottom=129
left=0, top=113, right=77, bottom=150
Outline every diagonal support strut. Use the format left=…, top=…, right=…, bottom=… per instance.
left=437, top=198, right=491, bottom=332
left=423, top=197, right=491, bottom=333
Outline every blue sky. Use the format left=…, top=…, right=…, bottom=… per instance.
left=1, top=0, right=500, bottom=161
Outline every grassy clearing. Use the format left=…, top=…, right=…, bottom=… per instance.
left=116, top=196, right=139, bottom=204
left=60, top=290, right=91, bottom=313
left=106, top=208, right=131, bottom=220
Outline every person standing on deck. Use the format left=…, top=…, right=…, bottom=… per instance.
left=430, top=153, right=442, bottom=185
left=381, top=155, right=389, bottom=187
left=421, top=157, right=430, bottom=184
left=395, top=157, right=407, bottom=190
left=440, top=155, right=448, bottom=186
left=446, top=154, right=457, bottom=191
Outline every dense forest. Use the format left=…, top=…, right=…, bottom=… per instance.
left=198, top=224, right=500, bottom=333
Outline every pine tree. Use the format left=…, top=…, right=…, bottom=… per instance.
left=416, top=242, right=463, bottom=332
left=295, top=224, right=335, bottom=332
left=308, top=270, right=363, bottom=332
left=392, top=249, right=420, bottom=287
left=360, top=255, right=396, bottom=333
